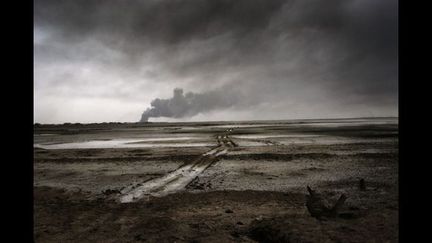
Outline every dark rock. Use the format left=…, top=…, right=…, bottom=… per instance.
left=102, top=189, right=120, bottom=195
left=338, top=211, right=360, bottom=219
left=359, top=178, right=366, bottom=191
left=225, top=209, right=234, bottom=213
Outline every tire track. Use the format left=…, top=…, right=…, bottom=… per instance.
left=119, top=132, right=236, bottom=203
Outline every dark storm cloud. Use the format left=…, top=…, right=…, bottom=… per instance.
left=34, top=0, right=398, bottom=123
left=34, top=0, right=285, bottom=46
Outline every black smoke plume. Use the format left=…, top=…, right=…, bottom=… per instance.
left=140, top=88, right=239, bottom=122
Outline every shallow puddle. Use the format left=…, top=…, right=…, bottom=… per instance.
left=232, top=134, right=320, bottom=139
left=34, top=138, right=213, bottom=149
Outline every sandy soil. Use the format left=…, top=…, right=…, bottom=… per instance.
left=34, top=118, right=398, bottom=242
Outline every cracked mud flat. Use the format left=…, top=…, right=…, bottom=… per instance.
left=34, top=118, right=398, bottom=242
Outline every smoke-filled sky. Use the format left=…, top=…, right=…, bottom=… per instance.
left=34, top=0, right=398, bottom=123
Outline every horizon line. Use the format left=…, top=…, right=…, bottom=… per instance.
left=34, top=116, right=398, bottom=126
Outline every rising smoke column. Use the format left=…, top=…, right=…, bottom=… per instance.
left=140, top=88, right=239, bottom=122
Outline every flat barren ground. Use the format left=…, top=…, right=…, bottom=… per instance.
left=34, top=118, right=398, bottom=242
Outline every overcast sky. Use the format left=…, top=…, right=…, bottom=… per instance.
left=34, top=0, right=398, bottom=124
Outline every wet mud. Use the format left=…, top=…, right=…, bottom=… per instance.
left=34, top=118, right=398, bottom=242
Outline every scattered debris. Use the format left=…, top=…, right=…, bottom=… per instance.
left=305, top=186, right=347, bottom=219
